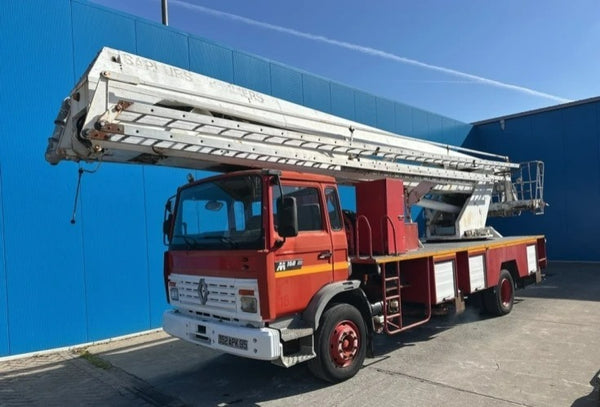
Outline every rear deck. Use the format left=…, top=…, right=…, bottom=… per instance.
left=348, top=234, right=547, bottom=334
left=351, top=235, right=546, bottom=265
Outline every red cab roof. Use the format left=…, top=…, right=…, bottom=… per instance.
left=184, top=169, right=336, bottom=188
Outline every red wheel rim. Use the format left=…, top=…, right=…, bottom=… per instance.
left=329, top=320, right=360, bottom=367
left=500, top=278, right=513, bottom=307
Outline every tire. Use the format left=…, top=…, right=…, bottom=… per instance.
left=484, top=269, right=515, bottom=316
left=308, top=303, right=367, bottom=383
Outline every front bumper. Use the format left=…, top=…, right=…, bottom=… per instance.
left=163, top=310, right=281, bottom=360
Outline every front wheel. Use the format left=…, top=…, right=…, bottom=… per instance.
left=484, top=269, right=515, bottom=316
left=308, top=303, right=367, bottom=382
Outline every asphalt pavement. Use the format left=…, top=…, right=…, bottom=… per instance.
left=1, top=262, right=599, bottom=406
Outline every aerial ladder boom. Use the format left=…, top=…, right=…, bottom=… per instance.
left=46, top=48, right=545, bottom=239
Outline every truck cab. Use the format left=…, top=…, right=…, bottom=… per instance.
left=162, top=170, right=353, bottom=369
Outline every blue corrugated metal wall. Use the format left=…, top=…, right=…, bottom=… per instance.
left=466, top=100, right=600, bottom=261
left=0, top=0, right=471, bottom=356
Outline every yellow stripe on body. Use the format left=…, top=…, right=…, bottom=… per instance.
left=274, top=261, right=348, bottom=279
left=425, top=237, right=543, bottom=260
left=362, top=236, right=544, bottom=264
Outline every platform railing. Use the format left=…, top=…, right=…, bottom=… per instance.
left=490, top=160, right=546, bottom=216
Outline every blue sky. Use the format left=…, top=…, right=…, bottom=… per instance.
left=91, top=0, right=600, bottom=123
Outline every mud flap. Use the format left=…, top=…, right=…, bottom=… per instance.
left=535, top=268, right=543, bottom=284
left=454, top=291, right=466, bottom=314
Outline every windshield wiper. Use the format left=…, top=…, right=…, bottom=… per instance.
left=172, top=234, right=199, bottom=249
left=172, top=234, right=240, bottom=249
left=198, top=234, right=239, bottom=248
left=219, top=236, right=239, bottom=248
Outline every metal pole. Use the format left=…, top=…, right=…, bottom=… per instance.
left=161, top=0, right=169, bottom=25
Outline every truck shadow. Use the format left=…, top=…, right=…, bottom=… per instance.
left=147, top=355, right=330, bottom=406
left=518, top=262, right=600, bottom=302
left=570, top=369, right=599, bottom=407
left=370, top=305, right=491, bottom=357
left=100, top=340, right=330, bottom=407
left=107, top=310, right=492, bottom=406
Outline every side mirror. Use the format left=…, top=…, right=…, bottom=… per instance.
left=163, top=195, right=175, bottom=245
left=163, top=214, right=174, bottom=245
left=277, top=196, right=298, bottom=238
left=163, top=214, right=173, bottom=237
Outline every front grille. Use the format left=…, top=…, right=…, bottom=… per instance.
left=174, top=275, right=237, bottom=312
left=169, top=273, right=262, bottom=325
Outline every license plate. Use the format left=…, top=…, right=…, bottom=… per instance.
left=218, top=334, right=248, bottom=350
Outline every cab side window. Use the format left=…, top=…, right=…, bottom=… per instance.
left=325, top=187, right=343, bottom=231
left=273, top=185, right=323, bottom=231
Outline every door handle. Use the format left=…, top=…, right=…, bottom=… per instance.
left=318, top=250, right=332, bottom=260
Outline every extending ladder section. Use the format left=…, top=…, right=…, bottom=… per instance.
left=48, top=48, right=515, bottom=190
left=45, top=48, right=545, bottom=236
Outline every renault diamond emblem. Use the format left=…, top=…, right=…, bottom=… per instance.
left=198, top=278, right=209, bottom=305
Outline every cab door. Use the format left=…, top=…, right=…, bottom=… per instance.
left=272, top=182, right=334, bottom=316
left=324, top=185, right=349, bottom=282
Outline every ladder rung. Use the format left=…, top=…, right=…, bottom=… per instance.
left=385, top=319, right=401, bottom=328
left=112, top=96, right=516, bottom=175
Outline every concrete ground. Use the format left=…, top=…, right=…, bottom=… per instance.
left=1, top=262, right=599, bottom=406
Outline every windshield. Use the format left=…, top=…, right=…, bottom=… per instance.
left=171, top=175, right=264, bottom=250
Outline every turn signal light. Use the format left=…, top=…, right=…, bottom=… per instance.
left=169, top=287, right=179, bottom=302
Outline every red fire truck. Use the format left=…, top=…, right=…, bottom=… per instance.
left=46, top=48, right=547, bottom=382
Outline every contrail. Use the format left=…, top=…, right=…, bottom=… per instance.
left=171, top=0, right=571, bottom=104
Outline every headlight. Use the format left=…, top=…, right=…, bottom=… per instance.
left=240, top=296, right=257, bottom=313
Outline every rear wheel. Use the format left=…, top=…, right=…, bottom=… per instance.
left=484, top=269, right=515, bottom=316
left=308, top=303, right=367, bottom=382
